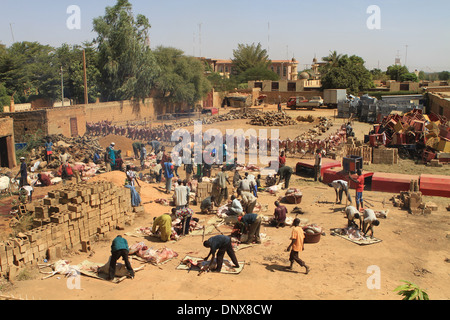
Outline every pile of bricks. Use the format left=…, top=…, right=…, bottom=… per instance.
left=391, top=180, right=437, bottom=215
left=345, top=145, right=373, bottom=164
left=0, top=181, right=139, bottom=276
left=195, top=181, right=213, bottom=205
left=372, top=147, right=398, bottom=165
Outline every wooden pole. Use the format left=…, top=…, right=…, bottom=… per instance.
left=83, top=49, right=88, bottom=105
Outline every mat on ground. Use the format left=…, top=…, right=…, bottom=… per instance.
left=77, top=259, right=145, bottom=283
left=176, top=255, right=245, bottom=274
left=330, top=228, right=382, bottom=245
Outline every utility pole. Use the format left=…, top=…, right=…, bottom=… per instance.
left=83, top=50, right=88, bottom=105
left=404, top=45, right=409, bottom=69
left=9, top=23, right=15, bottom=43
left=60, top=66, right=64, bottom=107
left=198, top=23, right=202, bottom=57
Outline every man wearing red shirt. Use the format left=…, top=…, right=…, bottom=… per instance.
left=349, top=169, right=365, bottom=211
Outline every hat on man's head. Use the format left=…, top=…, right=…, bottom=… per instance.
left=20, top=157, right=25, bottom=160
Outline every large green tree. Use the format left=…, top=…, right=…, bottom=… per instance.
left=92, top=0, right=159, bottom=102
left=320, top=53, right=374, bottom=94
left=153, top=46, right=211, bottom=109
left=0, top=41, right=60, bottom=102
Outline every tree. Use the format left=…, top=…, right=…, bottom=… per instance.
left=92, top=0, right=159, bottom=102
left=438, top=71, right=450, bottom=81
left=0, top=83, right=10, bottom=111
left=236, top=65, right=279, bottom=83
left=320, top=54, right=374, bottom=94
left=0, top=41, right=61, bottom=102
left=386, top=65, right=409, bottom=81
left=54, top=43, right=101, bottom=104
left=370, top=68, right=389, bottom=82
left=153, top=46, right=211, bottom=109
left=232, top=43, right=271, bottom=75
left=399, top=72, right=418, bottom=82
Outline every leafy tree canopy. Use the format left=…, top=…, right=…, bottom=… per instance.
left=93, top=0, right=159, bottom=102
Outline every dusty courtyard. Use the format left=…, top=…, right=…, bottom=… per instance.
left=1, top=106, right=449, bottom=301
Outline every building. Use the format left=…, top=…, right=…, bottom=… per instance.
left=0, top=117, right=17, bottom=169
left=202, top=57, right=299, bottom=80
left=426, top=87, right=450, bottom=119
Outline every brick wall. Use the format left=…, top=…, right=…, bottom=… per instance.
left=83, top=98, right=157, bottom=124
left=46, top=106, right=86, bottom=137
left=427, top=93, right=450, bottom=119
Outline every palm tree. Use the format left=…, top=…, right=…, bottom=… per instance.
left=232, top=43, right=271, bottom=75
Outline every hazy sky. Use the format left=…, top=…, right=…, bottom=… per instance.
left=1, top=0, right=449, bottom=72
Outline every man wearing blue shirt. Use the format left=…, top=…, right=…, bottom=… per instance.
left=108, top=235, right=135, bottom=281
left=203, top=235, right=239, bottom=272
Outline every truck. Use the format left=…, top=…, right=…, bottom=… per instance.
left=323, top=89, right=347, bottom=108
left=286, top=96, right=321, bottom=110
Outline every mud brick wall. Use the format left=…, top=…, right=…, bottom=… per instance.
left=0, top=181, right=138, bottom=276
left=372, top=147, right=399, bottom=164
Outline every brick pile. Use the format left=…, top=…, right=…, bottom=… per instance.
left=372, top=147, right=398, bottom=165
left=0, top=181, right=139, bottom=275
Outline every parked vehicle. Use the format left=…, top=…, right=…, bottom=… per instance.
left=286, top=96, right=320, bottom=110
left=309, top=96, right=324, bottom=106
left=323, top=89, right=347, bottom=108
left=201, top=107, right=219, bottom=115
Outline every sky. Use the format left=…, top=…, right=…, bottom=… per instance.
left=1, top=0, right=449, bottom=72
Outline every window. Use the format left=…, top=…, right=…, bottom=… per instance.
left=439, top=106, right=444, bottom=116
left=271, top=82, right=279, bottom=91
left=288, top=82, right=296, bottom=92
left=283, top=67, right=287, bottom=77
left=255, top=82, right=263, bottom=89
left=277, top=67, right=281, bottom=75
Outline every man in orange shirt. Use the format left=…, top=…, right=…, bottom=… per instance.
left=286, top=218, right=310, bottom=274
left=349, top=169, right=365, bottom=211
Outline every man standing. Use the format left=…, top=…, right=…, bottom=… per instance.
left=15, top=157, right=28, bottom=188
left=271, top=201, right=287, bottom=228
left=108, top=235, right=135, bottom=281
left=163, top=157, right=174, bottom=194
left=44, top=138, right=53, bottom=163
left=349, top=169, right=365, bottom=211
left=104, top=147, right=112, bottom=172
left=276, top=165, right=293, bottom=189
left=203, top=235, right=240, bottom=272
left=214, top=167, right=230, bottom=206
left=173, top=179, right=188, bottom=210
left=286, top=218, right=310, bottom=274
left=132, top=141, right=141, bottom=160
left=314, top=148, right=323, bottom=182
left=328, top=179, right=352, bottom=204
left=140, top=144, right=147, bottom=169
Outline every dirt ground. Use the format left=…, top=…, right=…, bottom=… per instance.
left=1, top=106, right=449, bottom=301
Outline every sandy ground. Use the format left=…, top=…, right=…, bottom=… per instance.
left=1, top=106, right=449, bottom=301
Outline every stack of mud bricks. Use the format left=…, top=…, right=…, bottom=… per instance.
left=372, top=147, right=398, bottom=165
left=196, top=181, right=213, bottom=204
left=0, top=181, right=140, bottom=277
left=346, top=146, right=373, bottom=164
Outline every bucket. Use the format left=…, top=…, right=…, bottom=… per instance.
left=304, top=232, right=321, bottom=244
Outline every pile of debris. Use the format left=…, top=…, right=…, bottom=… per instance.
left=248, top=111, right=297, bottom=126
left=367, top=109, right=449, bottom=163
left=29, top=134, right=104, bottom=169
left=391, top=180, right=438, bottom=215
left=295, top=117, right=334, bottom=140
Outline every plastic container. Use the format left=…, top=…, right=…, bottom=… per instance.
left=304, top=232, right=321, bottom=244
